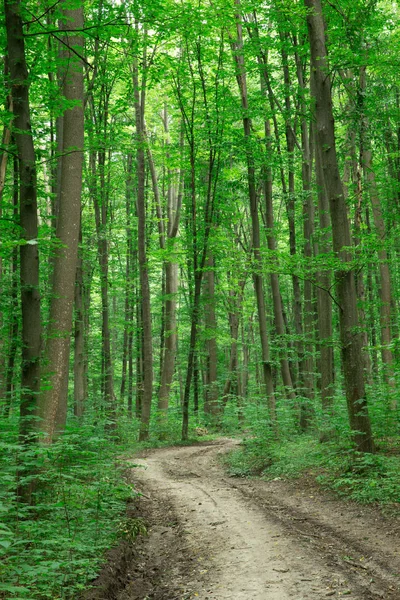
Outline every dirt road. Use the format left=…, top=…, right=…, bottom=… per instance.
left=87, top=439, right=400, bottom=600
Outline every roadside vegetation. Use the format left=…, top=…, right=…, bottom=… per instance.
left=1, top=0, right=400, bottom=598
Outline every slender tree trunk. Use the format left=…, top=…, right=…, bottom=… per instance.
left=357, top=66, right=395, bottom=397
left=92, top=144, right=116, bottom=423
left=146, top=114, right=182, bottom=418
left=222, top=277, right=245, bottom=405
left=204, top=252, right=220, bottom=419
left=365, top=208, right=379, bottom=376
left=193, top=352, right=199, bottom=415
left=363, top=149, right=394, bottom=380
left=280, top=35, right=305, bottom=400
left=135, top=297, right=143, bottom=420
left=232, top=6, right=276, bottom=421
left=0, top=103, right=12, bottom=404
left=133, top=48, right=153, bottom=441
left=241, top=317, right=250, bottom=402
left=295, top=45, right=315, bottom=423
left=158, top=260, right=178, bottom=410
left=74, top=227, right=85, bottom=418
left=314, top=127, right=335, bottom=422
left=5, top=0, right=42, bottom=455
left=262, top=117, right=296, bottom=404
left=38, top=2, right=84, bottom=441
left=305, top=0, right=374, bottom=452
left=121, top=153, right=134, bottom=402
left=3, top=153, right=19, bottom=417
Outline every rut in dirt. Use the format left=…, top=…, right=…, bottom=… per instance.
left=87, top=439, right=400, bottom=600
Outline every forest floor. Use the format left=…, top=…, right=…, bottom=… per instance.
left=84, top=439, right=400, bottom=600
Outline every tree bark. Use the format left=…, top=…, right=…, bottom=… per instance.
left=146, top=111, right=182, bottom=418
left=358, top=68, right=395, bottom=397
left=133, top=43, right=153, bottom=441
left=4, top=0, right=42, bottom=452
left=305, top=0, right=374, bottom=452
left=74, top=226, right=85, bottom=418
left=231, top=6, right=276, bottom=421
left=38, top=2, right=84, bottom=441
left=294, top=44, right=316, bottom=425
left=0, top=106, right=12, bottom=405
left=314, top=131, right=335, bottom=422
left=204, top=252, right=220, bottom=419
left=3, top=152, right=19, bottom=417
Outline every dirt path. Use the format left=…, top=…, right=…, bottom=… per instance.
left=86, top=439, right=400, bottom=600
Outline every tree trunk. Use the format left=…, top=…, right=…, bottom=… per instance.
left=314, top=133, right=335, bottom=427
left=38, top=2, right=84, bottom=441
left=232, top=6, right=276, bottom=421
left=222, top=276, right=245, bottom=405
left=5, top=0, right=42, bottom=454
left=73, top=232, right=85, bottom=418
left=3, top=152, right=19, bottom=417
left=135, top=297, right=143, bottom=420
left=204, top=252, right=220, bottom=419
left=158, top=260, right=178, bottom=410
left=146, top=112, right=182, bottom=418
left=279, top=34, right=305, bottom=401
left=262, top=117, right=296, bottom=404
left=133, top=47, right=153, bottom=441
left=92, top=145, right=116, bottom=424
left=358, top=67, right=395, bottom=399
left=0, top=104, right=12, bottom=404
left=121, top=153, right=135, bottom=403
left=305, top=0, right=374, bottom=452
left=295, top=45, right=316, bottom=424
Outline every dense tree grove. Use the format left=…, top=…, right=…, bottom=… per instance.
left=0, top=0, right=400, bottom=596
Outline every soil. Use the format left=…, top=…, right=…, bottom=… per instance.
left=85, top=438, right=400, bottom=600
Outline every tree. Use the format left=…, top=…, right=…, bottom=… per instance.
left=4, top=0, right=42, bottom=455
left=38, top=1, right=85, bottom=442
left=305, top=0, right=374, bottom=452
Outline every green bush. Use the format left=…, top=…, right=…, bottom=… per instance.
left=0, top=419, right=137, bottom=600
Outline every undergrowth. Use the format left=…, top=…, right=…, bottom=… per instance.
left=0, top=419, right=138, bottom=600
left=225, top=435, right=400, bottom=506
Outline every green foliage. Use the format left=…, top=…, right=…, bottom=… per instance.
left=317, top=448, right=400, bottom=505
left=224, top=434, right=400, bottom=507
left=0, top=420, right=138, bottom=600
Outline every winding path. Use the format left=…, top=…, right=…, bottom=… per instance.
left=124, top=440, right=399, bottom=600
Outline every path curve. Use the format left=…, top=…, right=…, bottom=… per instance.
left=125, top=439, right=399, bottom=600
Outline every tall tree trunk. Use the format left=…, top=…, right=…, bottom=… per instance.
left=3, top=152, right=19, bottom=417
left=5, top=0, right=42, bottom=454
left=133, top=45, right=153, bottom=441
left=135, top=297, right=143, bottom=420
left=74, top=226, right=85, bottom=418
left=295, top=44, right=315, bottom=425
left=0, top=99, right=12, bottom=404
left=222, top=277, right=245, bottom=406
left=38, top=2, right=84, bottom=441
left=0, top=119, right=11, bottom=402
left=92, top=145, right=116, bottom=423
left=363, top=149, right=394, bottom=383
left=314, top=132, right=335, bottom=431
left=358, top=68, right=395, bottom=398
left=204, top=252, right=220, bottom=419
left=305, top=0, right=374, bottom=452
left=146, top=112, right=182, bottom=418
left=262, top=116, right=296, bottom=404
left=279, top=34, right=305, bottom=400
left=121, top=153, right=134, bottom=403
left=231, top=5, right=276, bottom=421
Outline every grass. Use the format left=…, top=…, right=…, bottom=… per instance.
left=224, top=434, right=400, bottom=507
left=0, top=419, right=138, bottom=600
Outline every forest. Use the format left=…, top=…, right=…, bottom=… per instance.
left=0, top=0, right=399, bottom=598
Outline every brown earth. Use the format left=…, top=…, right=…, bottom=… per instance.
left=85, top=439, right=400, bottom=600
